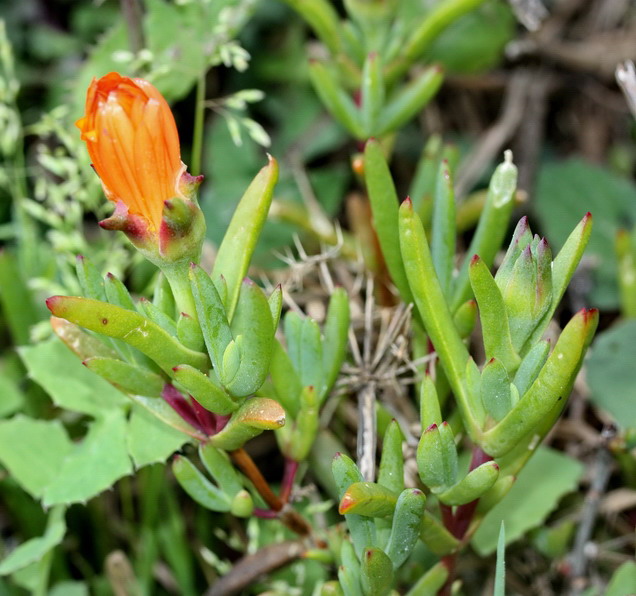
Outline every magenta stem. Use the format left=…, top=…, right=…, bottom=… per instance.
left=280, top=458, right=299, bottom=504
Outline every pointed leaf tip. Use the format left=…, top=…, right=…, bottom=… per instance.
left=470, top=254, right=480, bottom=265
left=45, top=296, right=61, bottom=313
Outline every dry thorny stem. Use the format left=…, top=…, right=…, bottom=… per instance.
left=267, top=237, right=430, bottom=479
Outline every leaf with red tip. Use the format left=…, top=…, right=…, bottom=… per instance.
left=482, top=308, right=598, bottom=457
left=528, top=212, right=593, bottom=346
left=338, top=482, right=399, bottom=517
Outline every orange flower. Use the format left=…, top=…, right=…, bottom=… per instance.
left=76, top=72, right=185, bottom=231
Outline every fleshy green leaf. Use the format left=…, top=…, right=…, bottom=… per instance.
left=364, top=139, right=414, bottom=304
left=172, top=455, right=231, bottom=512
left=209, top=398, right=285, bottom=450
left=189, top=263, right=233, bottom=371
left=378, top=421, right=405, bottom=494
left=172, top=364, right=237, bottom=415
left=360, top=548, right=393, bottom=596
left=46, top=297, right=209, bottom=374
left=482, top=309, right=598, bottom=457
left=199, top=443, right=242, bottom=497
left=339, top=482, right=399, bottom=517
left=225, top=280, right=275, bottom=397
left=384, top=489, right=427, bottom=568
left=469, top=255, right=520, bottom=372
left=211, top=157, right=279, bottom=320
left=83, top=357, right=165, bottom=397
left=332, top=453, right=376, bottom=558
left=431, top=160, right=456, bottom=297
left=452, top=152, right=517, bottom=310
left=472, top=447, right=583, bottom=555
left=437, top=461, right=499, bottom=506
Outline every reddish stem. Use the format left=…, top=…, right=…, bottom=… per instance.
left=439, top=447, right=494, bottom=595
left=230, top=449, right=312, bottom=537
left=254, top=508, right=278, bottom=519
left=280, top=458, right=299, bottom=504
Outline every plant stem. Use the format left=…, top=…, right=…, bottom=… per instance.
left=439, top=446, right=493, bottom=595
left=280, top=458, right=299, bottom=503
left=191, top=71, right=206, bottom=177
left=161, top=262, right=198, bottom=320
left=120, top=0, right=145, bottom=55
left=230, top=448, right=312, bottom=536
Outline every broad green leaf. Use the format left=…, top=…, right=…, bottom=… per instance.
left=0, top=250, right=40, bottom=345
left=535, top=159, right=634, bottom=308
left=20, top=338, right=128, bottom=416
left=43, top=411, right=133, bottom=506
left=0, top=372, right=24, bottom=417
left=472, top=447, right=583, bottom=555
left=587, top=320, right=636, bottom=429
left=605, top=561, right=636, bottom=596
left=0, top=506, right=66, bottom=575
left=0, top=417, right=72, bottom=499
left=127, top=405, right=189, bottom=468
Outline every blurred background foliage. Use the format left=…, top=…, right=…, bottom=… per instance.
left=0, top=0, right=635, bottom=594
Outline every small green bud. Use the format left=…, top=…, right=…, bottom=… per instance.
left=230, top=489, right=254, bottom=517
left=417, top=422, right=457, bottom=492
